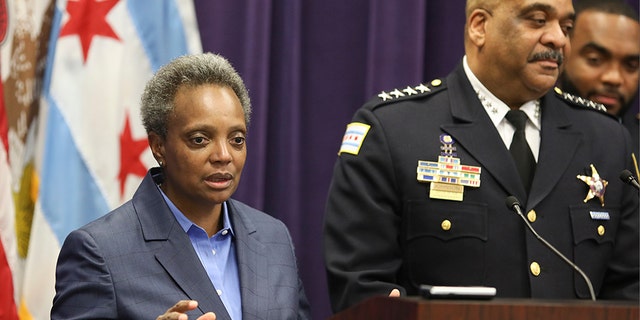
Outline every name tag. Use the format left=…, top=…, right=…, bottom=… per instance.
left=589, top=211, right=610, bottom=220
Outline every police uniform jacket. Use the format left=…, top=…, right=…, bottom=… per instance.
left=323, top=64, right=640, bottom=312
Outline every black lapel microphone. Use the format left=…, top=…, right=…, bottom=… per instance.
left=504, top=196, right=596, bottom=301
left=619, top=170, right=640, bottom=191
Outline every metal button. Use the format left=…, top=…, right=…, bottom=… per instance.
left=441, top=220, right=451, bottom=231
left=597, top=225, right=605, bottom=236
left=530, top=262, right=541, bottom=276
left=527, top=210, right=537, bottom=223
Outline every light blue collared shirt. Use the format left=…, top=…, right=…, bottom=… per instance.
left=160, top=189, right=242, bottom=320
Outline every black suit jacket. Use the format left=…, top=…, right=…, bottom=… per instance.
left=323, top=64, right=639, bottom=312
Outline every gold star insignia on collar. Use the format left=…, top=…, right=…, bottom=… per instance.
left=577, top=164, right=608, bottom=206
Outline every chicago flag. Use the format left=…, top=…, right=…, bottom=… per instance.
left=18, top=0, right=201, bottom=318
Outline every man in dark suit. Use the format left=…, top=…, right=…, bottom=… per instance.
left=323, top=0, right=639, bottom=313
left=51, top=53, right=310, bottom=320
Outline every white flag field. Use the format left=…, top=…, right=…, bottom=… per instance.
left=0, top=0, right=201, bottom=319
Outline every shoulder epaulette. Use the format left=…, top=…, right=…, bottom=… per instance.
left=553, top=87, right=609, bottom=114
left=371, top=78, right=447, bottom=109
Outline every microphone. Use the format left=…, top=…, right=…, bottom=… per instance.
left=504, top=196, right=596, bottom=301
left=619, top=170, right=640, bottom=190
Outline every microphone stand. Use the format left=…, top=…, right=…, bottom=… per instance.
left=506, top=196, right=596, bottom=301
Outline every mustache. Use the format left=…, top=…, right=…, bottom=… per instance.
left=529, top=50, right=564, bottom=66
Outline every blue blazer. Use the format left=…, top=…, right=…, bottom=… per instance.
left=52, top=168, right=310, bottom=320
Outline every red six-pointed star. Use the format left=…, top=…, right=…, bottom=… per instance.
left=118, top=111, right=148, bottom=198
left=59, top=0, right=121, bottom=63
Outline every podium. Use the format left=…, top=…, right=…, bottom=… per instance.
left=328, top=296, right=639, bottom=320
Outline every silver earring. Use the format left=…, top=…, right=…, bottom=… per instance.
left=158, top=160, right=164, bottom=167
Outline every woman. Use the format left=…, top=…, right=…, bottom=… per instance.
left=52, top=53, right=310, bottom=320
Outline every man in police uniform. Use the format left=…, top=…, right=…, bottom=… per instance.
left=323, top=0, right=639, bottom=313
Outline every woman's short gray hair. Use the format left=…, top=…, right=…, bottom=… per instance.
left=140, top=52, right=251, bottom=138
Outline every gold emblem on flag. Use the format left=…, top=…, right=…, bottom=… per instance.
left=417, top=134, right=481, bottom=201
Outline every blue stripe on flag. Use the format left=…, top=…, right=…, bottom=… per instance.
left=127, top=0, right=190, bottom=72
left=39, top=4, right=111, bottom=244
left=40, top=97, right=110, bottom=245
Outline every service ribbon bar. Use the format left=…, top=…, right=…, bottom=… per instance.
left=417, top=157, right=481, bottom=187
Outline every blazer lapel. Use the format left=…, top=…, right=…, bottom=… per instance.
left=228, top=200, right=269, bottom=319
left=527, top=93, right=582, bottom=210
left=441, top=66, right=528, bottom=201
left=133, top=169, right=232, bottom=320
left=153, top=233, right=231, bottom=320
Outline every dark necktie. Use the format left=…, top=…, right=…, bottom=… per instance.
left=505, top=109, right=536, bottom=193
